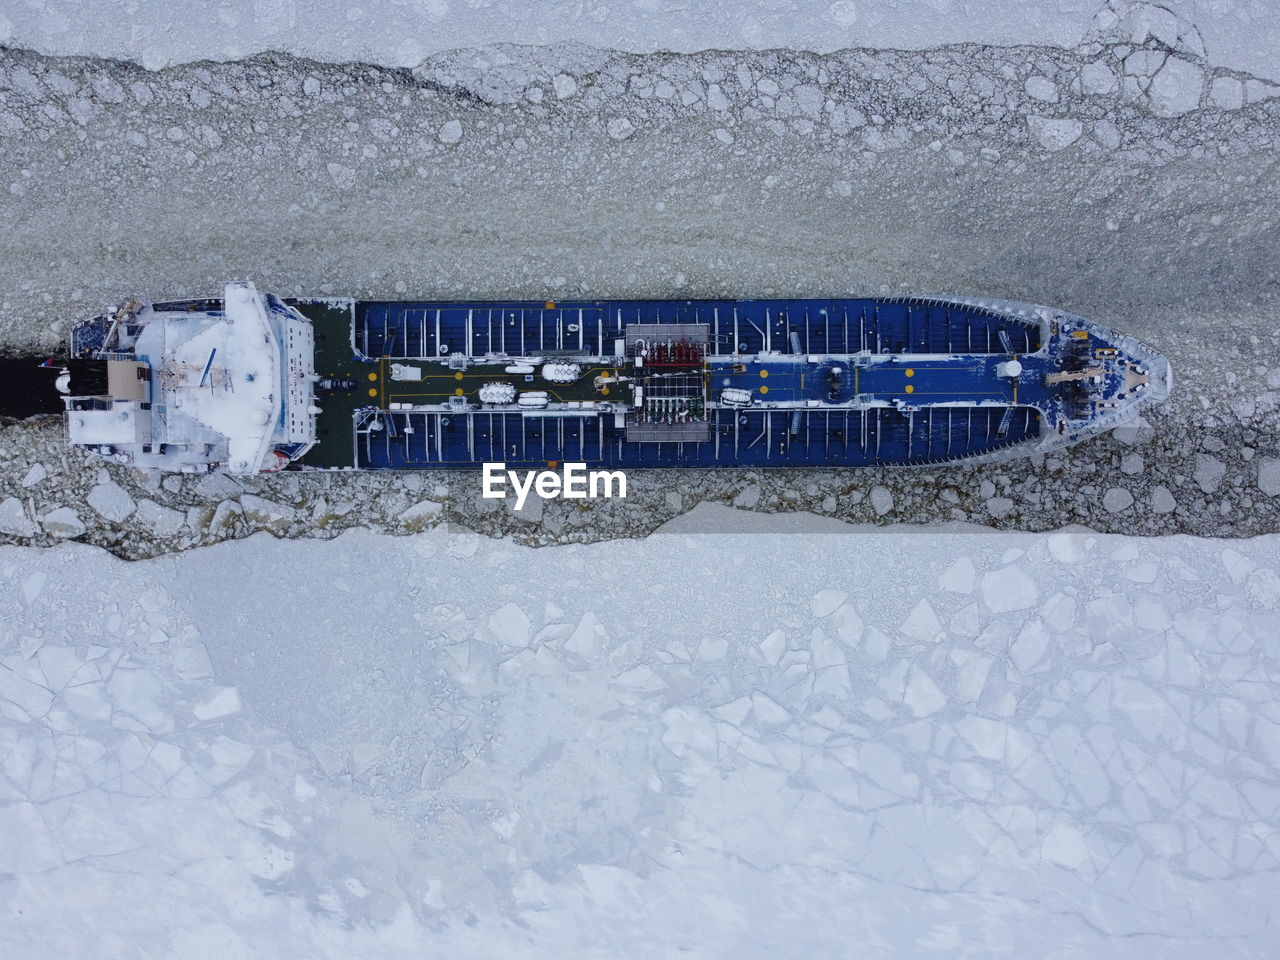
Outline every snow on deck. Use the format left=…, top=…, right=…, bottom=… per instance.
left=166, top=281, right=280, bottom=473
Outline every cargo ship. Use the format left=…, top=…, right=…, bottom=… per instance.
left=57, top=281, right=1171, bottom=473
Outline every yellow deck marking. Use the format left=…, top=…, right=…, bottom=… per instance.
left=905, top=384, right=914, bottom=394
left=760, top=384, right=769, bottom=394
left=905, top=368, right=914, bottom=377
left=367, top=388, right=377, bottom=397
left=454, top=387, right=464, bottom=396
left=367, top=372, right=377, bottom=381
left=454, top=371, right=463, bottom=380
left=759, top=369, right=769, bottom=378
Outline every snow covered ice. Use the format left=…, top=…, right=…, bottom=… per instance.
left=3, top=0, right=1280, bottom=954
left=4, top=517, right=1280, bottom=955
left=5, top=0, right=1279, bottom=83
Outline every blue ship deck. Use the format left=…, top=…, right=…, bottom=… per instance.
left=293, top=296, right=1051, bottom=470
left=353, top=406, right=1042, bottom=469
left=350, top=297, right=1039, bottom=361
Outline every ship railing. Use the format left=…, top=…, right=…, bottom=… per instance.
left=879, top=294, right=1046, bottom=353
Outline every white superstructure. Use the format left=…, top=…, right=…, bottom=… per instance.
left=62, top=281, right=318, bottom=473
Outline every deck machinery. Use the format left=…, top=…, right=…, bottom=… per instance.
left=58, top=281, right=1171, bottom=473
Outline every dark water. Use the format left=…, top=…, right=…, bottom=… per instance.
left=0, top=356, right=64, bottom=419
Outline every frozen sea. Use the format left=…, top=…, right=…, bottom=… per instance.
left=4, top=511, right=1280, bottom=957
left=2, top=0, right=1280, bottom=955
left=3, top=0, right=1278, bottom=81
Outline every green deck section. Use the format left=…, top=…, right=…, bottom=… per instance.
left=290, top=299, right=361, bottom=468
left=289, top=298, right=639, bottom=469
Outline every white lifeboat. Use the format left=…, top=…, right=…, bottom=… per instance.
left=541, top=362, right=582, bottom=383
left=479, top=382, right=517, bottom=404
left=259, top=450, right=291, bottom=472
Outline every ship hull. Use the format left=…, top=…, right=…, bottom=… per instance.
left=59, top=287, right=1170, bottom=474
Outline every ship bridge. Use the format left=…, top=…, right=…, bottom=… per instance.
left=63, top=282, right=318, bottom=473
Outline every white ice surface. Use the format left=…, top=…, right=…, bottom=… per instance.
left=3, top=509, right=1280, bottom=956
left=2, top=0, right=1278, bottom=81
